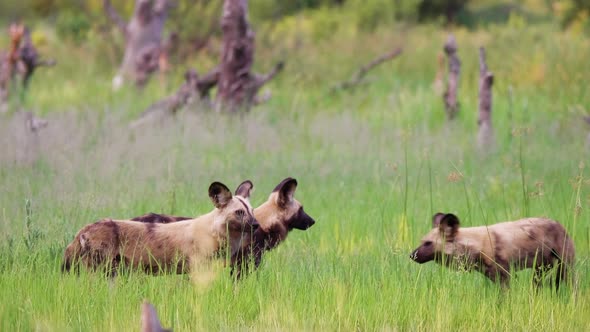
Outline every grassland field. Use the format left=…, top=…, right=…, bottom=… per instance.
left=0, top=21, right=589, bottom=331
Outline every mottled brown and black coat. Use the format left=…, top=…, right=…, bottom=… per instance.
left=231, top=178, right=316, bottom=277
left=62, top=181, right=258, bottom=275
left=129, top=177, right=317, bottom=278
left=410, top=213, right=575, bottom=288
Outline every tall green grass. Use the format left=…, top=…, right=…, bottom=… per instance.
left=0, top=22, right=589, bottom=331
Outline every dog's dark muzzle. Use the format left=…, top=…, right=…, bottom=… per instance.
left=291, top=209, right=316, bottom=230
left=410, top=249, right=421, bottom=263
left=410, top=248, right=431, bottom=264
left=248, top=218, right=260, bottom=230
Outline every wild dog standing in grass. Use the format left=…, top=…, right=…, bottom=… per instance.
left=231, top=177, right=316, bottom=278
left=62, top=181, right=259, bottom=275
left=410, top=213, right=575, bottom=289
left=129, top=177, right=317, bottom=278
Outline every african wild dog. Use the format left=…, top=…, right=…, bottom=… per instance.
left=231, top=177, right=316, bottom=277
left=130, top=177, right=317, bottom=278
left=410, top=213, right=575, bottom=288
left=62, top=181, right=259, bottom=275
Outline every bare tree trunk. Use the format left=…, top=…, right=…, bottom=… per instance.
left=443, top=34, right=460, bottom=120
left=216, top=0, right=283, bottom=112
left=0, top=24, right=24, bottom=112
left=0, top=23, right=54, bottom=112
left=216, top=0, right=254, bottom=111
left=133, top=0, right=282, bottom=120
left=105, top=0, right=169, bottom=88
left=18, top=27, right=56, bottom=89
left=477, top=47, right=494, bottom=151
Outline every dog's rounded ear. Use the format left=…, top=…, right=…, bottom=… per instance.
left=432, top=213, right=445, bottom=228
left=209, top=182, right=233, bottom=209
left=235, top=180, right=254, bottom=200
left=273, top=178, right=298, bottom=207
left=439, top=213, right=460, bottom=239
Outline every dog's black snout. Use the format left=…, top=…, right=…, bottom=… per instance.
left=250, top=218, right=260, bottom=230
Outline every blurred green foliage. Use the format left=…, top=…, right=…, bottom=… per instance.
left=417, top=0, right=470, bottom=23
left=346, top=0, right=396, bottom=31
left=559, top=0, right=590, bottom=32
left=55, top=10, right=91, bottom=44
left=250, top=0, right=345, bottom=21
left=1, top=0, right=588, bottom=35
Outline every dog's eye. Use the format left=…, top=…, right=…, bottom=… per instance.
left=235, top=210, right=246, bottom=217
left=424, top=241, right=433, bottom=247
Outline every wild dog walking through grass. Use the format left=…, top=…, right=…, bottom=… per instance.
left=410, top=213, right=575, bottom=289
left=62, top=181, right=259, bottom=275
left=129, top=177, right=317, bottom=278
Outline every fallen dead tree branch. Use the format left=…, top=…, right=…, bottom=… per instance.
left=130, top=68, right=219, bottom=128
left=132, top=60, right=284, bottom=126
left=253, top=61, right=285, bottom=93
left=331, top=47, right=403, bottom=92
